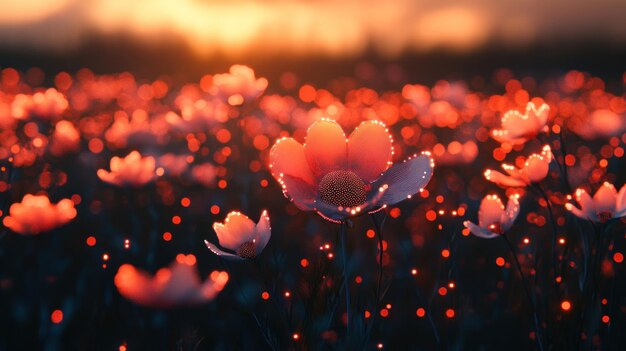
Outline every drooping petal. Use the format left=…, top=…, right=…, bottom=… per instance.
left=593, top=182, right=617, bottom=214
left=204, top=240, right=241, bottom=260
left=615, top=184, right=626, bottom=217
left=565, top=203, right=591, bottom=220
left=304, top=119, right=347, bottom=178
left=279, top=175, right=317, bottom=211
left=501, top=195, right=520, bottom=230
left=484, top=169, right=527, bottom=187
left=213, top=212, right=256, bottom=251
left=254, top=210, right=271, bottom=255
left=371, top=153, right=434, bottom=207
left=270, top=137, right=315, bottom=185
left=347, top=120, right=393, bottom=182
left=463, top=220, right=499, bottom=239
left=478, top=194, right=505, bottom=228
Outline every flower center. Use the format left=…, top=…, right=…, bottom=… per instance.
left=488, top=222, right=504, bottom=235
left=318, top=170, right=367, bottom=208
left=236, top=241, right=257, bottom=259
left=598, top=211, right=613, bottom=223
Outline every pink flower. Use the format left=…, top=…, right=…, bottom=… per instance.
left=49, top=121, right=81, bottom=156
left=491, top=102, right=549, bottom=145
left=269, top=119, right=434, bottom=222
left=114, top=258, right=229, bottom=308
left=484, top=145, right=552, bottom=187
left=205, top=211, right=271, bottom=260
left=211, top=65, right=268, bottom=104
left=2, top=194, right=77, bottom=235
left=565, top=182, right=626, bottom=222
left=463, top=194, right=520, bottom=239
left=97, top=151, right=156, bottom=187
left=191, top=163, right=218, bottom=187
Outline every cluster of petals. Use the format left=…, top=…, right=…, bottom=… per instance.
left=114, top=259, right=229, bottom=308
left=97, top=151, right=156, bottom=187
left=211, top=65, right=268, bottom=104
left=205, top=211, right=271, bottom=260
left=2, top=194, right=77, bottom=235
left=484, top=145, right=552, bottom=187
left=565, top=182, right=626, bottom=222
left=11, top=88, right=68, bottom=120
left=491, top=101, right=549, bottom=145
left=463, top=194, right=520, bottom=239
left=269, top=119, right=434, bottom=222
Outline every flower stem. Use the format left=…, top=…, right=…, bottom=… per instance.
left=339, top=221, right=351, bottom=338
left=502, top=233, right=545, bottom=351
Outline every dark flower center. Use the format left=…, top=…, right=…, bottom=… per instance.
left=318, top=170, right=367, bottom=208
left=236, top=241, right=257, bottom=259
left=598, top=211, right=613, bottom=223
left=488, top=222, right=504, bottom=235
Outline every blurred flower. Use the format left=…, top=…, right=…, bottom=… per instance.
left=204, top=210, right=271, bottom=260
left=432, top=140, right=478, bottom=166
left=491, top=101, right=549, bottom=145
left=158, top=153, right=190, bottom=177
left=191, top=163, right=217, bottom=187
left=484, top=145, right=552, bottom=187
left=49, top=120, right=80, bottom=156
left=269, top=119, right=434, bottom=222
left=211, top=65, right=268, bottom=105
left=2, top=194, right=77, bottom=235
left=565, top=182, right=626, bottom=222
left=11, top=88, right=68, bottom=120
left=463, top=194, right=520, bottom=239
left=97, top=150, right=156, bottom=187
left=572, top=109, right=626, bottom=140
left=114, top=258, right=229, bottom=308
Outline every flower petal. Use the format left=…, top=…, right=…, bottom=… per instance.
left=254, top=210, right=271, bottom=255
left=213, top=212, right=256, bottom=250
left=314, top=186, right=388, bottom=222
left=204, top=240, right=241, bottom=260
left=593, top=182, right=617, bottom=214
left=501, top=195, right=520, bottom=230
left=304, top=119, right=347, bottom=178
left=478, top=194, right=505, bottom=228
left=371, top=153, right=434, bottom=207
left=279, top=175, right=317, bottom=211
left=270, top=137, right=315, bottom=185
left=347, top=120, right=393, bottom=182
left=464, top=220, right=499, bottom=239
left=615, top=184, right=626, bottom=217
left=484, top=169, right=527, bottom=187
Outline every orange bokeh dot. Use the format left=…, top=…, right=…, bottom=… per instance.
left=441, top=249, right=450, bottom=258
left=380, top=309, right=389, bottom=317
left=218, top=180, right=227, bottom=189
left=426, top=210, right=437, bottom=221
left=300, top=258, right=309, bottom=267
left=416, top=308, right=426, bottom=317
left=261, top=291, right=270, bottom=300
left=299, top=84, right=316, bottom=102
left=88, top=138, right=104, bottom=154
left=364, top=310, right=371, bottom=318
left=210, top=205, right=220, bottom=215
left=366, top=229, right=376, bottom=238
left=180, top=197, right=191, bottom=207
left=445, top=309, right=455, bottom=318
left=614, top=252, right=624, bottom=263
left=51, top=310, right=63, bottom=324
left=163, top=232, right=172, bottom=241
left=86, top=236, right=96, bottom=247
left=496, top=257, right=505, bottom=266
left=172, top=215, right=181, bottom=225
left=438, top=287, right=448, bottom=296
left=602, top=315, right=610, bottom=323
left=561, top=300, right=571, bottom=311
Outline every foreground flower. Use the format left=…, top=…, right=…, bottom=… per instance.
left=211, top=65, right=268, bottom=105
left=484, top=145, right=552, bottom=187
left=97, top=151, right=156, bottom=187
left=49, top=121, right=81, bottom=157
left=2, top=194, right=77, bottom=235
left=491, top=102, right=549, bottom=145
left=565, top=182, right=626, bottom=222
left=463, top=194, right=520, bottom=239
left=205, top=211, right=271, bottom=260
left=114, top=257, right=229, bottom=308
left=269, top=119, right=434, bottom=221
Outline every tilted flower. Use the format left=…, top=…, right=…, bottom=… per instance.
left=484, top=145, right=552, bottom=187
left=205, top=210, right=271, bottom=260
left=463, top=194, right=520, bottom=239
left=2, top=194, right=77, bottom=235
left=97, top=150, right=156, bottom=187
left=114, top=258, right=229, bottom=308
left=269, top=119, right=434, bottom=222
left=565, top=182, right=626, bottom=222
left=211, top=65, right=268, bottom=104
left=491, top=102, right=549, bottom=145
